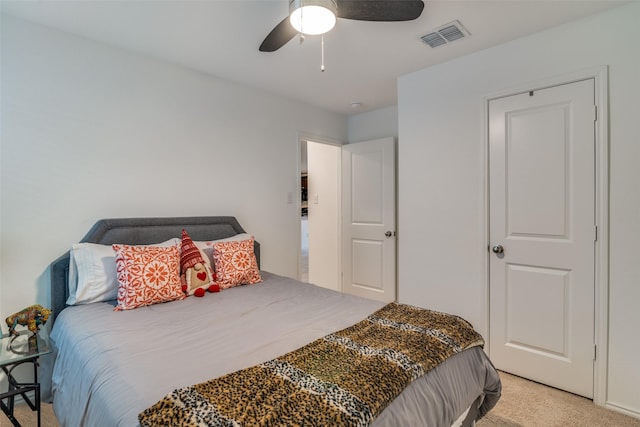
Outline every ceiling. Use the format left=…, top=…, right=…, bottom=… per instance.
left=1, top=0, right=627, bottom=116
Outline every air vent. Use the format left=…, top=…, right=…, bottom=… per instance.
left=421, top=20, right=469, bottom=48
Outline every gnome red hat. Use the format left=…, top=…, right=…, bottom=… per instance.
left=180, top=229, right=219, bottom=297
left=181, top=229, right=205, bottom=271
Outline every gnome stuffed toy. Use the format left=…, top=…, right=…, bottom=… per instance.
left=180, top=229, right=220, bottom=297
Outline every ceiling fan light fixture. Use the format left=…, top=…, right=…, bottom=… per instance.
left=290, top=0, right=337, bottom=35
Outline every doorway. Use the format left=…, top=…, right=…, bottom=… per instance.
left=299, top=139, right=341, bottom=291
left=298, top=136, right=398, bottom=301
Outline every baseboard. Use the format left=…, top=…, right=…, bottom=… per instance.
left=606, top=401, right=640, bottom=420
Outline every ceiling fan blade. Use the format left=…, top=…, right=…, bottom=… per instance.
left=336, top=0, right=424, bottom=21
left=259, top=16, right=298, bottom=52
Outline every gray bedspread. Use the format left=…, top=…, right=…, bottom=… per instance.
left=44, top=272, right=500, bottom=427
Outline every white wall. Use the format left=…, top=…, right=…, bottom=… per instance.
left=307, top=141, right=341, bottom=291
left=0, top=15, right=347, bottom=329
left=347, top=105, right=398, bottom=143
left=397, top=2, right=639, bottom=417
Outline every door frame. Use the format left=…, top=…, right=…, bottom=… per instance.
left=296, top=132, right=344, bottom=286
left=482, top=66, right=609, bottom=406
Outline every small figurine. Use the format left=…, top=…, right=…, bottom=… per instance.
left=5, top=304, right=51, bottom=337
left=180, top=229, right=220, bottom=297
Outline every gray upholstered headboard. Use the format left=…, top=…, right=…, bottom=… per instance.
left=50, top=216, right=260, bottom=324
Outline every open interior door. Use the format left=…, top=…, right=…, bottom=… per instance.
left=342, top=137, right=396, bottom=302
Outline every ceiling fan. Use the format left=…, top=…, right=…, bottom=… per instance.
left=259, top=0, right=425, bottom=52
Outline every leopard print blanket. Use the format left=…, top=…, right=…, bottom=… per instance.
left=139, top=302, right=484, bottom=427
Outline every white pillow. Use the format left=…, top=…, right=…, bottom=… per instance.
left=197, top=233, right=252, bottom=265
left=67, top=238, right=180, bottom=305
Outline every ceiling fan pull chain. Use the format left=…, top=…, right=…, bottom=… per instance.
left=299, top=1, right=306, bottom=45
left=321, top=34, right=326, bottom=72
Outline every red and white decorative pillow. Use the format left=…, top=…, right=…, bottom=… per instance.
left=209, top=237, right=261, bottom=289
left=112, top=243, right=185, bottom=311
left=194, top=233, right=252, bottom=266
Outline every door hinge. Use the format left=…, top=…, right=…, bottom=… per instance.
left=594, top=225, right=598, bottom=242
left=594, top=105, right=598, bottom=122
left=594, top=344, right=597, bottom=361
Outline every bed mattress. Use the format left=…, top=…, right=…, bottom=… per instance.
left=46, top=271, right=500, bottom=427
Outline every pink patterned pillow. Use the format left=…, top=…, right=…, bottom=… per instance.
left=112, top=243, right=185, bottom=311
left=210, top=237, right=261, bottom=289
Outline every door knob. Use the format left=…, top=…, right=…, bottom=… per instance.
left=492, top=245, right=504, bottom=254
left=385, top=231, right=394, bottom=238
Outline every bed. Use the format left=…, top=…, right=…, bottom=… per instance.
left=44, top=216, right=500, bottom=427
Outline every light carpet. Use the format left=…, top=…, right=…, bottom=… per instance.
left=477, top=371, right=640, bottom=427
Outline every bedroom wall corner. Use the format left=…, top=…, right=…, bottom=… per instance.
left=0, top=14, right=348, bottom=336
